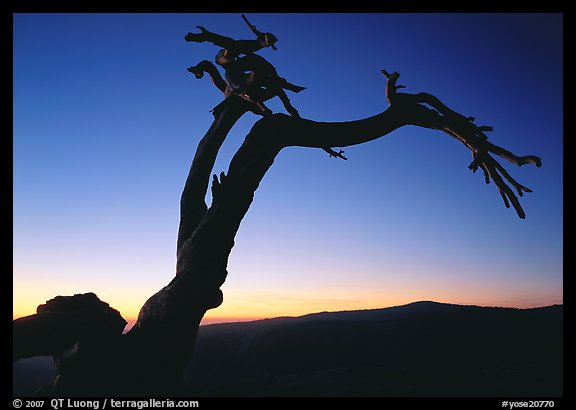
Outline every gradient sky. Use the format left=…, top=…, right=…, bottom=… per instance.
left=13, top=13, right=563, bottom=326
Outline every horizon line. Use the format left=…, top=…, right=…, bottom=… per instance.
left=13, top=299, right=563, bottom=333
left=131, top=299, right=564, bottom=331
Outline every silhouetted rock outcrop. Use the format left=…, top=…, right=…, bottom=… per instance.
left=13, top=293, right=128, bottom=395
left=13, top=293, right=126, bottom=363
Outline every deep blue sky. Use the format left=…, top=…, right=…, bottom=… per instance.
left=13, top=13, right=563, bottom=323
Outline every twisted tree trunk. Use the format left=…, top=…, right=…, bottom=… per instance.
left=12, top=71, right=540, bottom=395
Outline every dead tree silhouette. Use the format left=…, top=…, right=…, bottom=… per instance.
left=12, top=16, right=541, bottom=395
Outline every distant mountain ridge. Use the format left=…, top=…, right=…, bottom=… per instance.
left=204, top=300, right=561, bottom=326
left=184, top=301, right=563, bottom=396
left=13, top=301, right=563, bottom=396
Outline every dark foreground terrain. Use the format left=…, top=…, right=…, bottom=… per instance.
left=14, top=301, right=563, bottom=396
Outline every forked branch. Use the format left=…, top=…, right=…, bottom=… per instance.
left=381, top=71, right=541, bottom=218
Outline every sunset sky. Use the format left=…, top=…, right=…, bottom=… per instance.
left=13, top=13, right=563, bottom=327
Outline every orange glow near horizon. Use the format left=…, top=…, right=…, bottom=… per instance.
left=14, top=277, right=563, bottom=330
